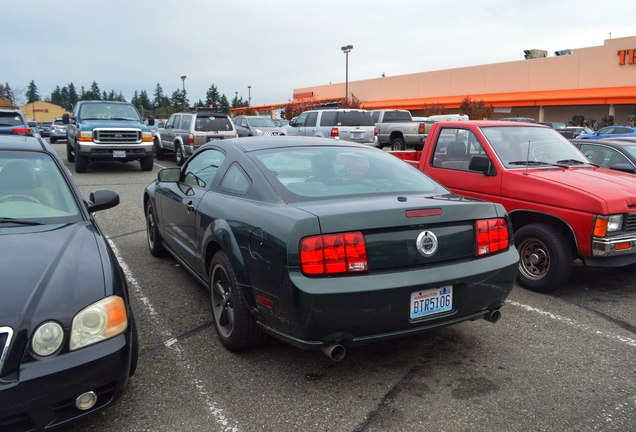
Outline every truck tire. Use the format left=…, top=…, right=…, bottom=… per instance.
left=515, top=223, right=573, bottom=293
left=66, top=142, right=75, bottom=162
left=140, top=155, right=154, bottom=171
left=74, top=144, right=88, bottom=173
left=391, top=137, right=406, bottom=151
left=154, top=138, right=165, bottom=160
left=175, top=143, right=185, bottom=166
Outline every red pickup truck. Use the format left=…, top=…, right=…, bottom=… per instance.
left=391, top=120, right=636, bottom=293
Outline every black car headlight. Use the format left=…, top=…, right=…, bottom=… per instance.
left=70, top=296, right=128, bottom=351
left=32, top=321, right=65, bottom=356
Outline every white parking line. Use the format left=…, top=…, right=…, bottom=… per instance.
left=107, top=238, right=240, bottom=431
left=508, top=301, right=636, bottom=348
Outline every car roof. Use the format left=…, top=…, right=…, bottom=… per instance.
left=440, top=120, right=549, bottom=128
left=0, top=134, right=50, bottom=151
left=212, top=135, right=377, bottom=153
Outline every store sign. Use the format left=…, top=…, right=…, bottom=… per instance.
left=292, top=92, right=314, bottom=99
left=34, top=109, right=49, bottom=113
left=617, top=49, right=635, bottom=65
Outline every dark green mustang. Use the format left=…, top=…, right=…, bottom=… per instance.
left=144, top=136, right=519, bottom=360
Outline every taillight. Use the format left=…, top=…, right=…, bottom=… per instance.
left=330, top=127, right=339, bottom=137
left=188, top=133, right=194, bottom=144
left=300, top=232, right=368, bottom=275
left=475, top=218, right=509, bottom=256
left=12, top=127, right=32, bottom=135
left=418, top=123, right=425, bottom=134
left=50, top=125, right=58, bottom=130
left=374, top=127, right=378, bottom=137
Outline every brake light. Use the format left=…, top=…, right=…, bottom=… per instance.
left=188, top=133, right=194, bottom=144
left=12, top=127, right=32, bottom=135
left=331, top=127, right=339, bottom=137
left=50, top=125, right=58, bottom=130
left=418, top=123, right=425, bottom=134
left=475, top=218, right=509, bottom=256
left=300, top=232, right=368, bottom=275
left=374, top=127, right=378, bottom=137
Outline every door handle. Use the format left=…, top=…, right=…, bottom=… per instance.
left=186, top=201, right=195, bottom=213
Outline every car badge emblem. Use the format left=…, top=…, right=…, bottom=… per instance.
left=416, top=231, right=438, bottom=257
left=115, top=134, right=123, bottom=138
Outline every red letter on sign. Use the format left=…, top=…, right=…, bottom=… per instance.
left=629, top=49, right=635, bottom=65
left=618, top=50, right=627, bottom=65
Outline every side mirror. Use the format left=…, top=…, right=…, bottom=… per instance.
left=158, top=167, right=181, bottom=182
left=88, top=189, right=120, bottom=212
left=468, top=155, right=495, bottom=176
left=609, top=163, right=636, bottom=174
left=289, top=119, right=297, bottom=127
left=147, top=115, right=155, bottom=126
left=62, top=113, right=70, bottom=125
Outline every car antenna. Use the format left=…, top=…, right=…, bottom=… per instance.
left=524, top=140, right=531, bottom=176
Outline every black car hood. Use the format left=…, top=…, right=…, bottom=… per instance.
left=0, top=222, right=107, bottom=333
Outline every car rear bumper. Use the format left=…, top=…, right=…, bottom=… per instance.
left=253, top=247, right=519, bottom=350
left=0, top=334, right=131, bottom=431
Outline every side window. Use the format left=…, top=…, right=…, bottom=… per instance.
left=580, top=144, right=608, bottom=166
left=306, top=112, right=318, bottom=127
left=165, top=115, right=176, bottom=129
left=181, top=115, right=191, bottom=131
left=173, top=115, right=181, bottom=129
left=431, top=128, right=484, bottom=172
left=295, top=113, right=308, bottom=127
left=371, top=111, right=380, bottom=122
left=319, top=112, right=337, bottom=127
left=182, top=149, right=226, bottom=189
left=605, top=148, right=630, bottom=167
left=220, top=163, right=251, bottom=195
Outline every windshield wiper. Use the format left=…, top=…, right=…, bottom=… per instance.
left=556, top=159, right=587, bottom=165
left=109, top=117, right=135, bottom=121
left=0, top=217, right=45, bottom=226
left=508, top=160, right=571, bottom=168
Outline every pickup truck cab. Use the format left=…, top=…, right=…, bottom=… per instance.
left=63, top=101, right=155, bottom=173
left=371, top=109, right=427, bottom=151
left=391, top=120, right=636, bottom=292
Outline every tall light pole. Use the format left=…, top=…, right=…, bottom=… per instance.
left=248, top=86, right=251, bottom=106
left=235, top=91, right=238, bottom=107
left=180, top=75, right=187, bottom=110
left=341, top=45, right=353, bottom=103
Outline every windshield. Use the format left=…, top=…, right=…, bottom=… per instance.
left=481, top=126, right=591, bottom=168
left=0, top=152, right=81, bottom=223
left=251, top=147, right=446, bottom=203
left=248, top=117, right=277, bottom=127
left=79, top=103, right=141, bottom=121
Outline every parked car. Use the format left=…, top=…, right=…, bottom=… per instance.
left=538, top=122, right=566, bottom=130
left=279, top=108, right=377, bottom=146
left=272, top=119, right=290, bottom=127
left=577, top=125, right=636, bottom=139
left=154, top=108, right=238, bottom=166
left=564, top=126, right=593, bottom=138
left=27, top=120, right=41, bottom=137
left=49, top=118, right=67, bottom=143
left=38, top=121, right=52, bottom=137
left=571, top=138, right=636, bottom=173
left=0, top=134, right=137, bottom=430
left=143, top=136, right=519, bottom=359
left=233, top=115, right=280, bottom=137
left=0, top=107, right=31, bottom=136
left=499, top=117, right=536, bottom=123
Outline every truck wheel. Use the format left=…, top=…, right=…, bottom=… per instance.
left=515, top=223, right=573, bottom=293
left=66, top=142, right=75, bottom=162
left=154, top=138, right=165, bottom=160
left=391, top=137, right=406, bottom=151
left=175, top=143, right=185, bottom=166
left=74, top=146, right=88, bottom=173
left=140, top=155, right=154, bottom=171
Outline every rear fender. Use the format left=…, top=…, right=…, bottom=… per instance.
left=202, top=219, right=248, bottom=284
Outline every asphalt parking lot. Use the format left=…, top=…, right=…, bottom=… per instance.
left=47, top=140, right=636, bottom=432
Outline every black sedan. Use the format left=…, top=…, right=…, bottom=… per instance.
left=0, top=135, right=137, bottom=430
left=571, top=138, right=636, bottom=173
left=144, top=136, right=519, bottom=360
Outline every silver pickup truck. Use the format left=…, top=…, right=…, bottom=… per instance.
left=371, top=110, right=428, bottom=151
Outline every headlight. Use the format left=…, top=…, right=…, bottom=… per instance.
left=255, top=129, right=264, bottom=136
left=79, top=130, right=93, bottom=141
left=32, top=321, right=64, bottom=356
left=593, top=214, right=624, bottom=236
left=70, top=296, right=128, bottom=351
left=607, top=215, right=623, bottom=232
left=142, top=131, right=153, bottom=141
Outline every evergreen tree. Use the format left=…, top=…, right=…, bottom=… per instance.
left=26, top=80, right=41, bottom=103
left=90, top=81, right=101, bottom=100
left=170, top=89, right=188, bottom=110
left=108, top=90, right=117, bottom=101
left=131, top=90, right=140, bottom=108
left=139, top=90, right=152, bottom=111
left=218, top=94, right=230, bottom=114
left=0, top=83, right=14, bottom=105
left=51, top=86, right=63, bottom=106
left=205, top=84, right=220, bottom=109
left=102, top=91, right=108, bottom=100
left=61, top=86, right=70, bottom=109
left=117, top=91, right=126, bottom=102
left=153, top=83, right=164, bottom=109
left=68, top=83, right=78, bottom=110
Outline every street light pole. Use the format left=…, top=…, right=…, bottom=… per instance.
left=341, top=45, right=353, bottom=103
left=180, top=75, right=187, bottom=110
left=248, top=86, right=251, bottom=107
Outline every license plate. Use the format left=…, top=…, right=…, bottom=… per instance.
left=113, top=150, right=126, bottom=158
left=410, top=286, right=453, bottom=319
left=207, top=137, right=218, bottom=142
left=351, top=132, right=363, bottom=139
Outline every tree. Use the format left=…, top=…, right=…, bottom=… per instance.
left=218, top=94, right=230, bottom=114
left=90, top=81, right=101, bottom=100
left=339, top=94, right=362, bottom=108
left=139, top=90, right=152, bottom=111
left=170, top=89, right=188, bottom=110
left=68, top=83, right=78, bottom=110
left=153, top=83, right=165, bottom=110
left=281, top=95, right=321, bottom=120
left=26, top=80, right=41, bottom=103
left=422, top=103, right=447, bottom=116
left=600, top=115, right=614, bottom=128
left=205, top=84, right=220, bottom=109
left=459, top=97, right=493, bottom=120
left=131, top=90, right=140, bottom=108
left=571, top=115, right=585, bottom=126
left=51, top=86, right=63, bottom=107
left=0, top=83, right=16, bottom=105
left=61, top=86, right=70, bottom=109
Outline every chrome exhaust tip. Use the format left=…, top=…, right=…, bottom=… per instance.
left=320, top=342, right=346, bottom=361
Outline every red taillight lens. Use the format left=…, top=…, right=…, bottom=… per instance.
left=476, top=218, right=509, bottom=256
left=300, top=232, right=368, bottom=275
left=331, top=127, right=339, bottom=137
left=418, top=123, right=425, bottom=134
left=12, top=127, right=32, bottom=135
left=50, top=125, right=57, bottom=130
left=188, top=133, right=194, bottom=144
left=374, top=127, right=378, bottom=137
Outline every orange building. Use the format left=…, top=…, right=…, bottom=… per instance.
left=247, top=35, right=636, bottom=125
left=19, top=101, right=70, bottom=123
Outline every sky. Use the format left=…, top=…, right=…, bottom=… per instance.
left=4, top=0, right=636, bottom=107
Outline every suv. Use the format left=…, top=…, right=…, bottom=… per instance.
left=39, top=121, right=52, bottom=137
left=63, top=101, right=155, bottom=173
left=49, top=118, right=67, bottom=143
left=233, top=116, right=280, bottom=137
left=154, top=108, right=238, bottom=166
left=279, top=108, right=377, bottom=145
left=0, top=107, right=31, bottom=136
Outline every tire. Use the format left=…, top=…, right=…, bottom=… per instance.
left=391, top=137, right=406, bottom=151
left=74, top=145, right=88, bottom=173
left=146, top=201, right=167, bottom=257
left=155, top=138, right=165, bottom=160
left=140, top=155, right=154, bottom=171
left=209, top=251, right=267, bottom=351
left=175, top=143, right=185, bottom=166
left=66, top=142, right=75, bottom=162
left=515, top=223, right=573, bottom=293
left=50, top=137, right=56, bottom=144
left=128, top=310, right=139, bottom=377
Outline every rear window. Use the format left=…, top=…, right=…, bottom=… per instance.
left=251, top=147, right=444, bottom=203
left=0, top=112, right=24, bottom=127
left=320, top=111, right=375, bottom=127
left=53, top=119, right=64, bottom=126
left=195, top=115, right=234, bottom=132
